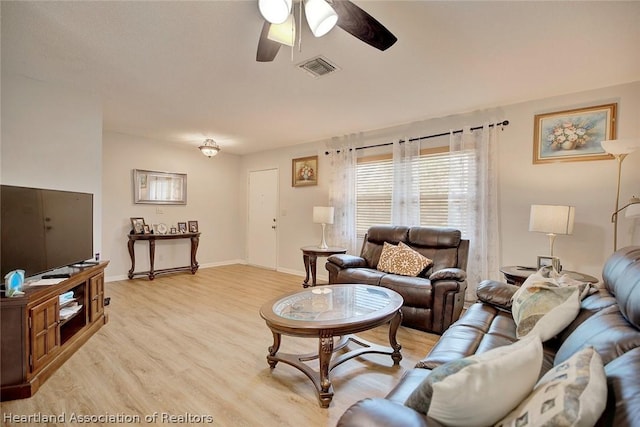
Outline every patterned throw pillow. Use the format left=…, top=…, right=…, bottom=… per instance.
left=495, top=346, right=607, bottom=427
left=377, top=242, right=432, bottom=277
left=511, top=271, right=581, bottom=341
left=405, top=335, right=543, bottom=427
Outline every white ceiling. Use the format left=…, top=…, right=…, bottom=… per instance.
left=2, top=1, right=639, bottom=155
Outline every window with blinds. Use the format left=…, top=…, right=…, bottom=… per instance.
left=355, top=149, right=474, bottom=238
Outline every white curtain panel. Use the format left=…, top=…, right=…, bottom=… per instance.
left=449, top=124, right=501, bottom=303
left=327, top=134, right=359, bottom=255
left=391, top=137, right=421, bottom=226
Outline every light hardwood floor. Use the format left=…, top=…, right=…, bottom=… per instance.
left=1, top=265, right=438, bottom=426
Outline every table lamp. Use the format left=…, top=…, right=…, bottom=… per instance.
left=529, top=204, right=575, bottom=256
left=601, top=138, right=640, bottom=250
left=313, top=206, right=334, bottom=249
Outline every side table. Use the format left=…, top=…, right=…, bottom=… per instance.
left=500, top=266, right=599, bottom=286
left=300, top=246, right=347, bottom=288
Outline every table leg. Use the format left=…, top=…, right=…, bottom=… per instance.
left=127, top=239, right=135, bottom=279
left=302, top=253, right=311, bottom=287
left=389, top=310, right=403, bottom=364
left=310, top=254, right=318, bottom=287
left=267, top=332, right=281, bottom=369
left=148, top=239, right=156, bottom=280
left=190, top=235, right=200, bottom=274
left=318, top=332, right=334, bottom=408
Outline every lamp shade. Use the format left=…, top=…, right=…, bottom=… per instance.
left=529, top=205, right=575, bottom=235
left=600, top=138, right=640, bottom=155
left=304, top=0, right=338, bottom=37
left=259, top=0, right=292, bottom=24
left=313, top=206, right=334, bottom=224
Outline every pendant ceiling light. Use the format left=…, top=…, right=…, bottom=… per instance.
left=259, top=0, right=292, bottom=24
left=304, top=0, right=338, bottom=37
left=267, top=13, right=296, bottom=46
left=199, top=139, right=220, bottom=158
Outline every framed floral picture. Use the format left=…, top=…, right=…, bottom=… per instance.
left=533, top=103, right=616, bottom=164
left=292, top=155, right=318, bottom=187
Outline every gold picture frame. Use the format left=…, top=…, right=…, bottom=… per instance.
left=533, top=103, right=616, bottom=164
left=292, top=155, right=318, bottom=187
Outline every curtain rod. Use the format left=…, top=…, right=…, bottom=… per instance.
left=324, top=120, right=509, bottom=154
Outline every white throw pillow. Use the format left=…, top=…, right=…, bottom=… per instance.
left=405, top=334, right=543, bottom=427
left=512, top=270, right=581, bottom=341
left=495, top=346, right=607, bottom=427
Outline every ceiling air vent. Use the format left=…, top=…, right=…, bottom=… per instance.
left=297, top=56, right=340, bottom=78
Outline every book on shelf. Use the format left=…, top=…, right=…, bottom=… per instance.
left=59, top=303, right=82, bottom=321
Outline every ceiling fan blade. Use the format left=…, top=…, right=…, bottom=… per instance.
left=331, top=0, right=397, bottom=51
left=256, top=21, right=281, bottom=62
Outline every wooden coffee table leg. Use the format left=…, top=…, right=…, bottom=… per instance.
left=389, top=310, right=403, bottom=364
left=267, top=332, right=281, bottom=369
left=318, top=333, right=334, bottom=407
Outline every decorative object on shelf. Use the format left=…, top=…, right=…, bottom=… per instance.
left=143, top=224, right=151, bottom=234
left=537, top=255, right=561, bottom=272
left=533, top=103, right=616, bottom=164
left=178, top=222, right=187, bottom=233
left=199, top=138, right=221, bottom=158
left=292, top=155, right=318, bottom=187
left=156, top=223, right=168, bottom=234
left=3, top=269, right=25, bottom=297
left=601, top=138, right=640, bottom=250
left=313, top=206, right=334, bottom=249
left=133, top=169, right=187, bottom=205
left=130, top=217, right=146, bottom=234
left=529, top=204, right=575, bottom=257
left=188, top=220, right=199, bottom=233
left=170, top=227, right=177, bottom=234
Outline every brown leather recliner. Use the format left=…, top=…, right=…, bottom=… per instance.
left=325, top=225, right=469, bottom=334
left=337, top=246, right=640, bottom=427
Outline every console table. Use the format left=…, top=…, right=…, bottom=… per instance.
left=127, top=232, right=200, bottom=280
left=300, top=246, right=347, bottom=288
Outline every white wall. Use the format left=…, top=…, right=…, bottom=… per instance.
left=241, top=81, right=640, bottom=281
left=1, top=73, right=103, bottom=255
left=102, top=132, right=243, bottom=280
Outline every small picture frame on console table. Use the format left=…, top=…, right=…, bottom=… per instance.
left=537, top=255, right=561, bottom=272
left=130, top=217, right=146, bottom=234
left=188, top=220, right=199, bottom=233
left=178, top=222, right=187, bottom=233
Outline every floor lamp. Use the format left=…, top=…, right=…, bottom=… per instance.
left=601, top=138, right=640, bottom=251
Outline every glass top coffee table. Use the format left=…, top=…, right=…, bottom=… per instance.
left=259, top=284, right=403, bottom=407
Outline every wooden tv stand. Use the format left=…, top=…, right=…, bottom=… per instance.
left=0, top=261, right=109, bottom=401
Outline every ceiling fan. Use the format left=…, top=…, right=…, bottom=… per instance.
left=256, top=0, right=397, bottom=62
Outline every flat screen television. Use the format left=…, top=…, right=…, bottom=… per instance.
left=1, top=185, right=94, bottom=280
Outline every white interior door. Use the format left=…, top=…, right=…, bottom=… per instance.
left=248, top=169, right=278, bottom=269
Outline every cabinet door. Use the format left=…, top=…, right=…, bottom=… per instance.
left=89, top=272, right=105, bottom=322
left=29, top=297, right=61, bottom=373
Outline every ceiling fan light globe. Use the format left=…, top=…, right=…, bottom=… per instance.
left=258, top=0, right=292, bottom=24
left=304, top=0, right=338, bottom=37
left=267, top=13, right=296, bottom=46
